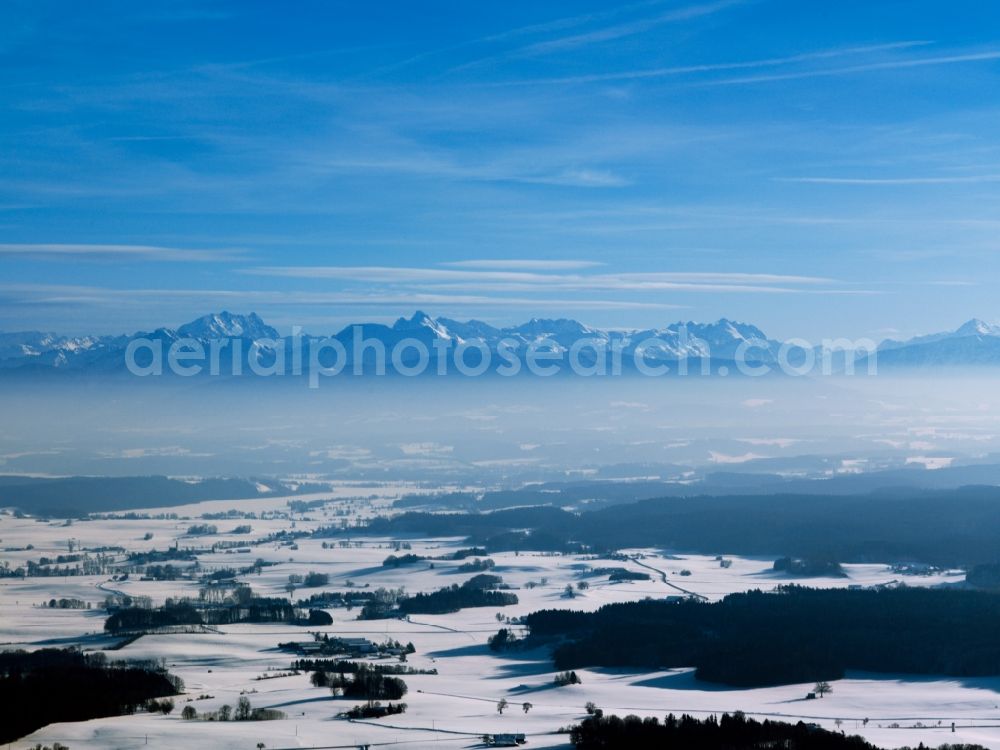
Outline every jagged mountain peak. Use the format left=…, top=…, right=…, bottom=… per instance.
left=661, top=318, right=768, bottom=342
left=704, top=318, right=766, bottom=338
left=955, top=318, right=1000, bottom=337
left=392, top=310, right=451, bottom=338
left=437, top=317, right=501, bottom=341
left=511, top=317, right=595, bottom=337
left=393, top=310, right=433, bottom=327
left=177, top=311, right=277, bottom=340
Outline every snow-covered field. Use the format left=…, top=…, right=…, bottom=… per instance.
left=1, top=488, right=997, bottom=750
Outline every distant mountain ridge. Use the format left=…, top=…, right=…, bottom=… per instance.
left=1, top=311, right=999, bottom=374
left=0, top=310, right=780, bottom=374
left=0, top=312, right=281, bottom=373
left=874, top=317, right=1000, bottom=367
left=363, top=311, right=776, bottom=364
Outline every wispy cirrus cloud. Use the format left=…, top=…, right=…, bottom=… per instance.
left=318, top=155, right=629, bottom=187
left=489, top=41, right=930, bottom=86
left=2, top=3, right=995, bottom=338
left=445, top=0, right=745, bottom=73
left=513, top=0, right=744, bottom=56
left=442, top=259, right=605, bottom=270
left=0, top=243, right=244, bottom=262
left=373, top=0, right=674, bottom=75
left=0, top=283, right=684, bottom=312
left=778, top=174, right=1000, bottom=185
left=240, top=265, right=854, bottom=294
left=710, top=48, right=1000, bottom=85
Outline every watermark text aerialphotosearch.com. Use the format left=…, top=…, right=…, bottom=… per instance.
left=125, top=325, right=879, bottom=387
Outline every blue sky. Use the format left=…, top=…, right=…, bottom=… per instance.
left=2, top=0, right=1000, bottom=339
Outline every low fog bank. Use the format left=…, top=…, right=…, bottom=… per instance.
left=1, top=372, right=998, bottom=482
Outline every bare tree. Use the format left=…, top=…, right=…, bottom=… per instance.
left=236, top=695, right=252, bottom=721
left=814, top=681, right=833, bottom=698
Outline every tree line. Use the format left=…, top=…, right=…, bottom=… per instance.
left=0, top=648, right=182, bottom=743
left=568, top=711, right=987, bottom=750
left=518, top=586, right=1000, bottom=687
left=104, top=596, right=331, bottom=632
left=359, top=574, right=517, bottom=619
left=344, top=486, right=1000, bottom=565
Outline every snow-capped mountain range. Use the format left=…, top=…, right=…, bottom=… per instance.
left=872, top=318, right=1000, bottom=367
left=0, top=312, right=279, bottom=372
left=369, top=311, right=775, bottom=363
left=0, top=311, right=775, bottom=373
left=1, top=311, right=998, bottom=373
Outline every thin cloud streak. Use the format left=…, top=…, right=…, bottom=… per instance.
left=317, top=156, right=629, bottom=187
left=447, top=0, right=745, bottom=73
left=420, top=282, right=882, bottom=295
left=0, top=283, right=685, bottom=312
left=371, top=0, right=668, bottom=75
left=240, top=265, right=869, bottom=295
left=514, top=0, right=744, bottom=56
left=0, top=243, right=245, bottom=262
left=243, top=265, right=833, bottom=287
left=779, top=174, right=1000, bottom=185
left=488, top=41, right=930, bottom=86
left=442, top=260, right=606, bottom=270
left=709, top=49, right=1000, bottom=85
